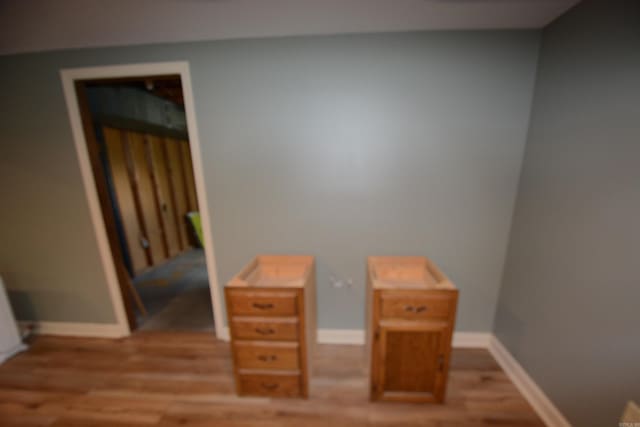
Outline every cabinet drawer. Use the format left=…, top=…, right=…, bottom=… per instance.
left=238, top=373, right=301, bottom=397
left=234, top=341, right=299, bottom=370
left=380, top=293, right=452, bottom=320
left=231, top=317, right=299, bottom=341
left=227, top=290, right=298, bottom=316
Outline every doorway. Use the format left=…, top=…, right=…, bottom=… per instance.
left=61, top=63, right=224, bottom=338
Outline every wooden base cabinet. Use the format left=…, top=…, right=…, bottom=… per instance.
left=225, top=255, right=316, bottom=398
left=367, top=256, right=458, bottom=403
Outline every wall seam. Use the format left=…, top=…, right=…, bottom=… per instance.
left=489, top=28, right=547, bottom=333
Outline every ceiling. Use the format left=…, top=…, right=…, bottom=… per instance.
left=0, top=0, right=580, bottom=56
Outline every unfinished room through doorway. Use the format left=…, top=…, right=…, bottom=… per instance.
left=61, top=62, right=224, bottom=338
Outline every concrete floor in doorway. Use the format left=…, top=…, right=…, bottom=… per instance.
left=133, top=249, right=214, bottom=332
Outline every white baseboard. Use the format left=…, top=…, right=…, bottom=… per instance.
left=317, top=328, right=365, bottom=344
left=219, top=327, right=490, bottom=348
left=315, top=329, right=493, bottom=347
left=20, top=322, right=491, bottom=349
left=218, top=326, right=230, bottom=341
left=489, top=336, right=571, bottom=427
left=19, top=321, right=127, bottom=338
left=452, top=332, right=492, bottom=348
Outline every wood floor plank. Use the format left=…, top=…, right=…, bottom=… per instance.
left=1, top=413, right=56, bottom=427
left=0, top=333, right=544, bottom=427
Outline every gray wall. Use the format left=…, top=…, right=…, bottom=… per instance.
left=494, top=1, right=640, bottom=426
left=0, top=31, right=540, bottom=330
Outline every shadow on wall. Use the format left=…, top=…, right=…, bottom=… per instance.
left=6, top=289, right=36, bottom=321
left=493, top=304, right=525, bottom=353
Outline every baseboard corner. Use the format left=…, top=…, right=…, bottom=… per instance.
left=488, top=335, right=571, bottom=427
left=218, top=326, right=230, bottom=341
left=0, top=343, right=28, bottom=365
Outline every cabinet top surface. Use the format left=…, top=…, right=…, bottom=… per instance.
left=368, top=256, right=456, bottom=291
left=227, top=255, right=314, bottom=289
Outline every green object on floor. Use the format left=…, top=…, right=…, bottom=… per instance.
left=186, top=211, right=204, bottom=248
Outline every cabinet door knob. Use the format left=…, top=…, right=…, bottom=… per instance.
left=255, top=327, right=275, bottom=335
left=404, top=305, right=428, bottom=313
left=438, top=355, right=445, bottom=372
left=258, top=354, right=277, bottom=362
left=252, top=302, right=274, bottom=310
left=261, top=382, right=279, bottom=390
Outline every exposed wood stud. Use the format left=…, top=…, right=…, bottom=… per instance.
left=178, top=141, right=193, bottom=214
left=162, top=138, right=186, bottom=252
left=144, top=134, right=170, bottom=259
left=147, top=135, right=181, bottom=257
left=121, top=130, right=154, bottom=267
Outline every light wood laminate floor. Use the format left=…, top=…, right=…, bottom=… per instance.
left=0, top=332, right=544, bottom=426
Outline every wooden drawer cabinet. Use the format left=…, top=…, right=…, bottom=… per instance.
left=225, top=255, right=316, bottom=398
left=227, top=290, right=298, bottom=317
left=367, top=256, right=458, bottom=403
left=238, top=372, right=302, bottom=398
left=379, top=293, right=452, bottom=320
left=234, top=341, right=300, bottom=370
left=230, top=317, right=299, bottom=341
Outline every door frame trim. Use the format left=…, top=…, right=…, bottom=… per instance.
left=60, top=61, right=224, bottom=338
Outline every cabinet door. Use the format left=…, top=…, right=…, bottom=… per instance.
left=373, top=321, right=449, bottom=402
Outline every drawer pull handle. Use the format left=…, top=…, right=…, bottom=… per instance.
left=404, top=305, right=428, bottom=313
left=261, top=382, right=279, bottom=390
left=255, top=327, right=275, bottom=335
left=258, top=354, right=277, bottom=362
left=252, top=302, right=274, bottom=310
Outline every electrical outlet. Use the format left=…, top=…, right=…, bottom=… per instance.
left=330, top=276, right=344, bottom=288
left=329, top=276, right=354, bottom=289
